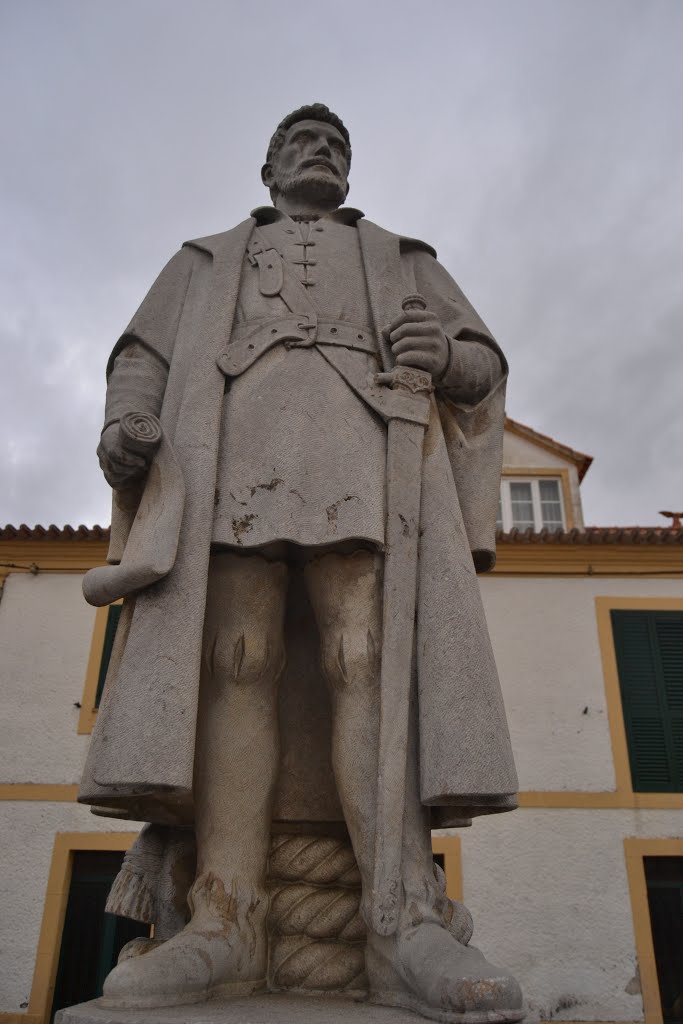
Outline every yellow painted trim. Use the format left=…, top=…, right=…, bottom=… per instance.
left=26, top=831, right=138, bottom=1024
left=2, top=537, right=681, bottom=581
left=0, top=1015, right=42, bottom=1023
left=501, top=466, right=575, bottom=530
left=624, top=837, right=683, bottom=1024
left=431, top=835, right=463, bottom=901
left=519, top=790, right=683, bottom=809
left=600, top=597, right=683, bottom=609
left=78, top=601, right=122, bottom=735
left=596, top=596, right=683, bottom=803
left=493, top=544, right=683, bottom=576
left=0, top=785, right=79, bottom=802
left=0, top=541, right=107, bottom=582
left=3, top=783, right=683, bottom=810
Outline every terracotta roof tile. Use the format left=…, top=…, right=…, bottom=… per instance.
left=0, top=524, right=110, bottom=541
left=496, top=526, right=683, bottom=544
left=1, top=524, right=682, bottom=545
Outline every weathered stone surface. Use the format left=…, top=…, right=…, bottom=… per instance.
left=54, top=993, right=437, bottom=1024
left=74, top=103, right=525, bottom=1021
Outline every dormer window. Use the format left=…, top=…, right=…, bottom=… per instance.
left=497, top=477, right=566, bottom=532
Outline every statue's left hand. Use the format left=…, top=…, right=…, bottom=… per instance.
left=97, top=423, right=152, bottom=490
left=385, top=308, right=449, bottom=380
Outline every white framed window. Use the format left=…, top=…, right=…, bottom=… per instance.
left=496, top=477, right=565, bottom=532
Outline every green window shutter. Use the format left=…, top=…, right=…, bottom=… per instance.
left=611, top=610, right=683, bottom=793
left=95, top=605, right=122, bottom=708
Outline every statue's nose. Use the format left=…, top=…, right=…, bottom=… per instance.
left=314, top=140, right=331, bottom=157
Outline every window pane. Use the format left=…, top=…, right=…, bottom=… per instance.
left=539, top=479, right=563, bottom=529
left=510, top=482, right=534, bottom=529
left=51, top=851, right=150, bottom=1020
left=496, top=496, right=503, bottom=531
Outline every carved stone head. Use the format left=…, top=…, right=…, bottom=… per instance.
left=262, top=103, right=351, bottom=206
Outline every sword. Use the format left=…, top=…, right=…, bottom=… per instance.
left=371, top=294, right=434, bottom=936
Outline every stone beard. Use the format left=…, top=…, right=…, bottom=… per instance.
left=79, top=105, right=525, bottom=1023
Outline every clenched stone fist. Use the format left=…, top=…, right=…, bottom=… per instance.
left=385, top=308, right=450, bottom=380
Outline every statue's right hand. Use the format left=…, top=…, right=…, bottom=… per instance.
left=97, top=423, right=152, bottom=490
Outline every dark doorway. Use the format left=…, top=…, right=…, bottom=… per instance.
left=645, top=856, right=683, bottom=1024
left=50, top=850, right=150, bottom=1021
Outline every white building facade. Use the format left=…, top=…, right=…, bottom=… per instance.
left=1, top=421, right=682, bottom=1024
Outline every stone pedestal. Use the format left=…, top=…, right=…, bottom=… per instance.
left=55, top=993, right=424, bottom=1024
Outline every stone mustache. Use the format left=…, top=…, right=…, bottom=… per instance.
left=79, top=103, right=525, bottom=1022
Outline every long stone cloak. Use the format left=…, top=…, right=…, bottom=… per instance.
left=78, top=215, right=518, bottom=829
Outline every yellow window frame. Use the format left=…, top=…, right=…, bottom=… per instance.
left=500, top=467, right=575, bottom=530
left=624, top=837, right=683, bottom=1024
left=596, top=596, right=683, bottom=809
left=77, top=601, right=122, bottom=735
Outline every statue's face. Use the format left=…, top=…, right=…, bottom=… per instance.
left=267, top=119, right=349, bottom=205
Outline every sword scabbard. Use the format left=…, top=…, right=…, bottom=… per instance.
left=372, top=293, right=434, bottom=935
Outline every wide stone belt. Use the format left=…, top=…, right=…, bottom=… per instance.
left=216, top=317, right=377, bottom=378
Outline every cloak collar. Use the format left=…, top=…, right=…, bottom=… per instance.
left=250, top=205, right=365, bottom=226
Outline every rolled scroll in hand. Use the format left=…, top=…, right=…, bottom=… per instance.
left=83, top=412, right=185, bottom=607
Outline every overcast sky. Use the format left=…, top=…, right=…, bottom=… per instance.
left=1, top=0, right=681, bottom=528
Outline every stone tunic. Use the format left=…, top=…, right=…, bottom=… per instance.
left=104, top=207, right=506, bottom=555
left=211, top=207, right=387, bottom=550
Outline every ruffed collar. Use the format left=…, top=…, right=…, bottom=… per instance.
left=250, top=205, right=365, bottom=226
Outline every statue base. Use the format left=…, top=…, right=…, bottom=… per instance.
left=56, top=993, right=428, bottom=1024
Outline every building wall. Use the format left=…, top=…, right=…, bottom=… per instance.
left=1, top=566, right=683, bottom=1021
left=479, top=575, right=683, bottom=793
left=0, top=803, right=140, bottom=1014
left=446, top=807, right=683, bottom=1023
left=0, top=573, right=95, bottom=784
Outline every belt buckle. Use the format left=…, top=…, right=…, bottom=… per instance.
left=287, top=313, right=318, bottom=348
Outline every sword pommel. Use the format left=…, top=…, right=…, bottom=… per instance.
left=375, top=294, right=433, bottom=395
left=401, top=293, right=427, bottom=313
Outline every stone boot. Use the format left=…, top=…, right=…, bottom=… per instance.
left=101, top=873, right=268, bottom=1008
left=366, top=901, right=525, bottom=1024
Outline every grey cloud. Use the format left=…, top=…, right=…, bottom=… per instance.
left=2, top=0, right=681, bottom=526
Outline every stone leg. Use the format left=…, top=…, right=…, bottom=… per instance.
left=305, top=548, right=525, bottom=1024
left=101, top=551, right=288, bottom=1009
left=194, top=551, right=288, bottom=885
left=304, top=549, right=436, bottom=908
left=303, top=548, right=385, bottom=919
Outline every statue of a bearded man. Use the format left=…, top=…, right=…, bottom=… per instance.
left=79, top=103, right=525, bottom=1023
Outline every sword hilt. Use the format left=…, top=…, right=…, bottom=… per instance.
left=401, top=293, right=427, bottom=313
left=376, top=293, right=433, bottom=395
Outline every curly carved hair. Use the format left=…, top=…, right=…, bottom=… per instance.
left=266, top=103, right=352, bottom=171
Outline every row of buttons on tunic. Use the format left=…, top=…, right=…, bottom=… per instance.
left=285, top=223, right=325, bottom=287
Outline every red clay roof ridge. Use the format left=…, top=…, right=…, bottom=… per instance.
left=1, top=524, right=682, bottom=544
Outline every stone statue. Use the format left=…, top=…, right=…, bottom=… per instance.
left=79, top=103, right=525, bottom=1022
